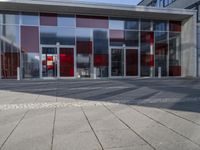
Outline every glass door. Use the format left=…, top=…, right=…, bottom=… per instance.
left=42, top=47, right=57, bottom=78
left=111, top=48, right=124, bottom=77
left=59, top=47, right=74, bottom=77
left=111, top=47, right=139, bottom=77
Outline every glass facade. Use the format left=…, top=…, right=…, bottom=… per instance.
left=0, top=11, right=182, bottom=79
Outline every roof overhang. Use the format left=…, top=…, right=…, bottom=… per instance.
left=0, top=0, right=196, bottom=21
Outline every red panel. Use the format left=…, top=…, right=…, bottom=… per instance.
left=76, top=15, right=108, bottom=28
left=94, top=54, right=108, bottom=67
left=77, top=41, right=92, bottom=54
left=21, top=26, right=39, bottom=53
left=155, top=43, right=168, bottom=55
left=40, top=13, right=57, bottom=26
left=169, top=21, right=181, bottom=32
left=60, top=48, right=74, bottom=77
left=110, top=30, right=124, bottom=42
left=141, top=54, right=154, bottom=67
left=141, top=32, right=154, bottom=44
left=126, top=49, right=138, bottom=76
left=1, top=53, right=20, bottom=79
left=169, top=66, right=181, bottom=76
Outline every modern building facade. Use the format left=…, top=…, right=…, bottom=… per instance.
left=139, top=0, right=200, bottom=77
left=0, top=0, right=197, bottom=79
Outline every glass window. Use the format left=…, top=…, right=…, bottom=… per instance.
left=40, top=13, right=57, bottom=26
left=110, top=30, right=124, bottom=46
left=2, top=25, right=20, bottom=45
left=198, top=5, right=200, bottom=22
left=154, top=20, right=167, bottom=31
left=22, top=53, right=40, bottom=78
left=169, top=21, right=181, bottom=32
left=125, top=19, right=139, bottom=30
left=109, top=19, right=124, bottom=30
left=76, top=15, right=108, bottom=28
left=125, top=31, right=139, bottom=47
left=1, top=12, right=19, bottom=24
left=76, top=28, right=92, bottom=54
left=141, top=20, right=152, bottom=31
left=93, top=30, right=108, bottom=54
left=40, top=27, right=75, bottom=45
left=58, top=14, right=75, bottom=27
left=21, top=26, right=39, bottom=53
left=21, top=12, right=39, bottom=25
left=169, top=32, right=181, bottom=76
left=155, top=32, right=168, bottom=76
left=57, top=28, right=75, bottom=45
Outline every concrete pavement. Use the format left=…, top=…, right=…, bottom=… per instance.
left=0, top=78, right=200, bottom=150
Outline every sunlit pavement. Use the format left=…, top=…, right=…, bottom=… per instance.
left=0, top=78, right=200, bottom=150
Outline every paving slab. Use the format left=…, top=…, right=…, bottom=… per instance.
left=132, top=106, right=200, bottom=146
left=1, top=109, right=54, bottom=150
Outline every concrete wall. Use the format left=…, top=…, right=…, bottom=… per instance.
left=181, top=14, right=197, bottom=77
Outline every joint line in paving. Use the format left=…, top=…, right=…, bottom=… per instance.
left=129, top=106, right=200, bottom=148
left=0, top=92, right=40, bottom=150
left=81, top=107, right=104, bottom=150
left=103, top=104, right=156, bottom=150
left=161, top=109, right=200, bottom=127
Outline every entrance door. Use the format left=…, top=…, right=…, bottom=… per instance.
left=111, top=48, right=138, bottom=77
left=41, top=46, right=75, bottom=78
left=77, top=54, right=92, bottom=78
left=42, top=47, right=57, bottom=78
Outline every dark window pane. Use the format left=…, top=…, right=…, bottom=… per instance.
left=76, top=15, right=108, bottom=28
left=22, top=52, right=40, bottom=78
left=21, top=12, right=39, bottom=25
left=111, top=49, right=124, bottom=76
left=110, top=30, right=124, bottom=46
left=21, top=26, right=39, bottom=53
left=40, top=27, right=75, bottom=45
left=126, top=49, right=138, bottom=76
left=141, top=19, right=151, bottom=31
left=58, top=14, right=75, bottom=27
left=125, top=19, right=139, bottom=30
left=40, top=13, right=57, bottom=26
left=1, top=38, right=20, bottom=79
left=125, top=31, right=138, bottom=47
left=94, top=54, right=108, bottom=67
left=169, top=21, right=181, bottom=32
left=154, top=20, right=167, bottom=31
left=93, top=30, right=108, bottom=54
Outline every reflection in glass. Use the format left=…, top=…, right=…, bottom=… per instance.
left=125, top=31, right=138, bottom=47
left=58, top=14, right=75, bottom=27
left=111, top=49, right=124, bottom=76
left=141, top=32, right=154, bottom=76
left=169, top=32, right=181, bottom=76
left=109, top=19, right=124, bottom=30
left=40, top=27, right=75, bottom=45
left=1, top=12, right=19, bottom=24
left=125, top=19, right=139, bottom=30
left=21, top=12, right=39, bottom=25
left=141, top=20, right=152, bottom=31
left=110, top=30, right=124, bottom=46
left=77, top=54, right=91, bottom=78
left=155, top=32, right=168, bottom=76
left=42, top=47, right=57, bottom=77
left=22, top=53, right=39, bottom=78
left=154, top=20, right=167, bottom=31
left=2, top=25, right=19, bottom=45
left=93, top=30, right=108, bottom=77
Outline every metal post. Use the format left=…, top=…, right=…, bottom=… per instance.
left=17, top=67, right=20, bottom=80
left=158, top=67, right=162, bottom=78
